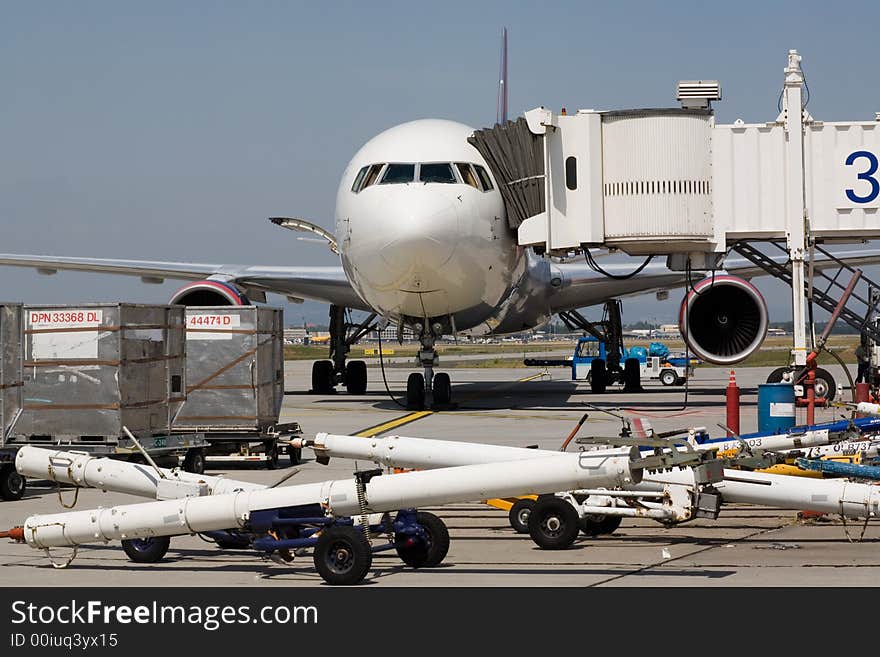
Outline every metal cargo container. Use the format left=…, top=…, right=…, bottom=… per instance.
left=174, top=306, right=284, bottom=432
left=15, top=304, right=186, bottom=442
left=0, top=304, right=23, bottom=445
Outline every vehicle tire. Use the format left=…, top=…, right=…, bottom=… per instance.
left=182, top=448, right=206, bottom=475
left=122, top=536, right=171, bottom=563
left=508, top=498, right=536, bottom=534
left=623, top=358, right=641, bottom=391
left=432, top=372, right=452, bottom=406
left=406, top=373, right=425, bottom=410
left=660, top=369, right=678, bottom=386
left=579, top=514, right=623, bottom=537
left=395, top=511, right=450, bottom=568
left=0, top=465, right=25, bottom=501
left=675, top=377, right=687, bottom=386
left=263, top=441, right=280, bottom=470
left=590, top=359, right=607, bottom=394
left=311, top=360, right=335, bottom=393
left=313, top=526, right=372, bottom=585
left=287, top=444, right=302, bottom=466
left=345, top=360, right=368, bottom=395
left=528, top=496, right=579, bottom=550
left=812, top=367, right=837, bottom=403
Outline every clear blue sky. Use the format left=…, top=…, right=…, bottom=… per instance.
left=3, top=1, right=879, bottom=326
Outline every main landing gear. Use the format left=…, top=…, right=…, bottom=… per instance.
left=311, top=305, right=377, bottom=395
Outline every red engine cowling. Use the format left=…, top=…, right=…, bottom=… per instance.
left=169, top=281, right=249, bottom=306
left=679, top=275, right=768, bottom=365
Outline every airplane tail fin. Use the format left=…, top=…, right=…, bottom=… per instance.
left=496, top=27, right=508, bottom=125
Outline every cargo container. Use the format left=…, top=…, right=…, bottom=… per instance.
left=0, top=303, right=25, bottom=500
left=175, top=306, right=300, bottom=467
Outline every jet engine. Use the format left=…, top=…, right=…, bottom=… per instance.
left=169, top=281, right=249, bottom=306
left=679, top=275, right=768, bottom=365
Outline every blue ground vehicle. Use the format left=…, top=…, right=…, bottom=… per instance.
left=526, top=337, right=696, bottom=389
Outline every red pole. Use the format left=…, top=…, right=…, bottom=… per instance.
left=806, top=368, right=816, bottom=426
left=726, top=370, right=740, bottom=437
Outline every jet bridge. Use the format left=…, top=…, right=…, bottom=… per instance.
left=470, top=50, right=880, bottom=366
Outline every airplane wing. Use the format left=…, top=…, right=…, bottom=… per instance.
left=0, top=254, right=371, bottom=311
left=549, top=246, right=880, bottom=313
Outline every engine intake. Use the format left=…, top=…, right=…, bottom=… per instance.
left=169, top=281, right=248, bottom=306
left=679, top=275, right=768, bottom=365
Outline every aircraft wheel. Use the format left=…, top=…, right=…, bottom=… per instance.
left=579, top=515, right=623, bottom=537
left=406, top=373, right=425, bottom=410
left=313, top=526, right=372, bottom=585
left=432, top=372, right=452, bottom=406
left=345, top=360, right=368, bottom=394
left=528, top=496, right=579, bottom=549
left=122, top=536, right=171, bottom=563
left=311, top=360, right=335, bottom=393
left=623, top=358, right=641, bottom=391
left=0, top=465, right=25, bottom=501
left=590, top=359, right=607, bottom=394
left=395, top=511, right=450, bottom=568
left=508, top=498, right=536, bottom=534
left=660, top=369, right=678, bottom=386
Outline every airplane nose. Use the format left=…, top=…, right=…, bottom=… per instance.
left=377, top=191, right=460, bottom=275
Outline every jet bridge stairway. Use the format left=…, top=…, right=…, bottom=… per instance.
left=730, top=241, right=880, bottom=346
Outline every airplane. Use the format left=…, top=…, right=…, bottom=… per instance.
left=3, top=33, right=880, bottom=410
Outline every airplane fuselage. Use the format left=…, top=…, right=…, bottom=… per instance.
left=335, top=119, right=541, bottom=336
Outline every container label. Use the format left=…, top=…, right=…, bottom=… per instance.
left=27, top=309, right=103, bottom=359
left=769, top=402, right=796, bottom=417
left=186, top=313, right=240, bottom=340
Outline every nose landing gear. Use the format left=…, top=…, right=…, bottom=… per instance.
left=405, top=330, right=454, bottom=410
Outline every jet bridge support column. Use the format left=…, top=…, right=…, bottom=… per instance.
left=783, top=50, right=809, bottom=368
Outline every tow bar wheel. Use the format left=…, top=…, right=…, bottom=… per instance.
left=508, top=498, right=536, bottom=534
left=528, top=496, right=579, bottom=549
left=121, top=536, right=171, bottom=563
left=313, top=526, right=372, bottom=585
left=395, top=511, right=450, bottom=568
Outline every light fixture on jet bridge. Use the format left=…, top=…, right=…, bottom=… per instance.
left=677, top=80, right=722, bottom=110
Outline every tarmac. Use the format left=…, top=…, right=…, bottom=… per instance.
left=2, top=361, right=879, bottom=587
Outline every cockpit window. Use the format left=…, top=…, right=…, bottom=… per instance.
left=380, top=163, right=416, bottom=184
left=359, top=163, right=385, bottom=191
left=474, top=165, right=494, bottom=191
left=456, top=163, right=480, bottom=189
left=419, top=163, right=456, bottom=184
left=351, top=166, right=369, bottom=192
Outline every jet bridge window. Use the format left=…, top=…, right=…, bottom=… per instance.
left=380, top=163, right=416, bottom=184
left=358, top=164, right=385, bottom=191
left=419, top=163, right=456, bottom=183
left=456, top=163, right=480, bottom=189
left=474, top=164, right=494, bottom=191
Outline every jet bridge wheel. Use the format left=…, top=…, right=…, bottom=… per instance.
left=406, top=373, right=426, bottom=410
left=313, top=526, right=372, bottom=585
left=766, top=366, right=837, bottom=402
left=121, top=536, right=171, bottom=563
left=395, top=511, right=450, bottom=568
left=579, top=515, right=623, bottom=536
left=0, top=465, right=25, bottom=501
left=528, top=496, right=580, bottom=549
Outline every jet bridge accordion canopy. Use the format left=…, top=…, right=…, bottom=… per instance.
left=0, top=304, right=23, bottom=446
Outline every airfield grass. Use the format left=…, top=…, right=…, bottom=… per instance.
left=285, top=335, right=860, bottom=369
